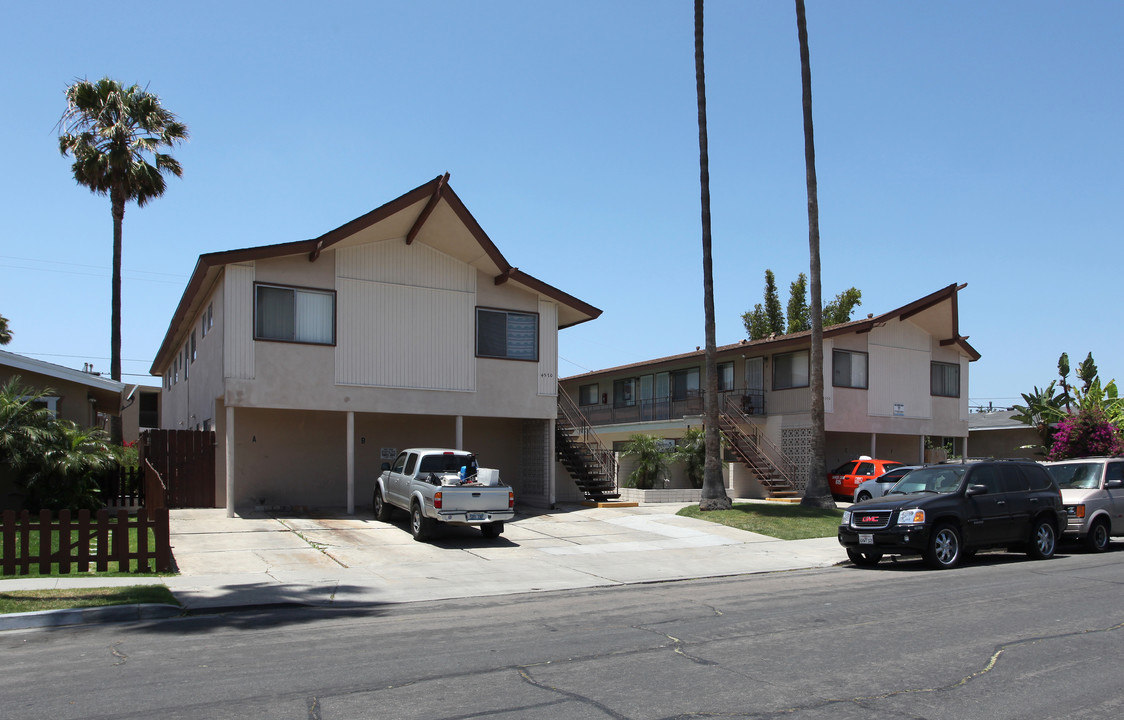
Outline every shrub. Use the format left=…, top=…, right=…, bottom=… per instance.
left=1047, top=408, right=1124, bottom=460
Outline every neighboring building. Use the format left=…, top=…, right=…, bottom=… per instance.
left=120, top=383, right=162, bottom=444
left=967, top=409, right=1041, bottom=460
left=0, top=348, right=123, bottom=430
left=150, top=175, right=601, bottom=514
left=558, top=284, right=979, bottom=500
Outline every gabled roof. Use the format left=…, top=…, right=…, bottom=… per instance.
left=562, top=283, right=980, bottom=382
left=0, top=348, right=123, bottom=393
left=151, top=175, right=602, bottom=374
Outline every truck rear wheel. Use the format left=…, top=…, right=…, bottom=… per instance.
left=411, top=503, right=434, bottom=542
left=481, top=521, right=504, bottom=539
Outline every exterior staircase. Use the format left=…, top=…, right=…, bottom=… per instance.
left=718, top=396, right=800, bottom=500
left=556, top=389, right=621, bottom=502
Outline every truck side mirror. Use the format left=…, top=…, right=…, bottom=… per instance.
left=966, top=484, right=988, bottom=496
left=1105, top=479, right=1124, bottom=489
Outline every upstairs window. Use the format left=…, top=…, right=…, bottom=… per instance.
left=773, top=350, right=809, bottom=390
left=255, top=283, right=336, bottom=345
left=579, top=383, right=599, bottom=406
left=476, top=308, right=538, bottom=361
left=931, top=361, right=960, bottom=397
left=717, top=361, right=735, bottom=391
left=833, top=349, right=868, bottom=389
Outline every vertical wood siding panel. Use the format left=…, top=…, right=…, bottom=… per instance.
left=538, top=301, right=558, bottom=396
left=223, top=263, right=255, bottom=380
left=335, top=243, right=475, bottom=390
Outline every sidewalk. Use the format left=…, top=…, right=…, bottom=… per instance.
left=0, top=502, right=844, bottom=629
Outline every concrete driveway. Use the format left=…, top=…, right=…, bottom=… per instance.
left=163, top=503, right=843, bottom=611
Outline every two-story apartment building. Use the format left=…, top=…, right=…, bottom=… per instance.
left=151, top=175, right=600, bottom=515
left=558, top=284, right=979, bottom=500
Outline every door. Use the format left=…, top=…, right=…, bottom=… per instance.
left=744, top=357, right=764, bottom=414
left=387, top=451, right=410, bottom=505
left=1105, top=462, right=1124, bottom=532
left=963, top=465, right=1010, bottom=546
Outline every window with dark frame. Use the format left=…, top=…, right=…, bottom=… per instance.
left=579, top=383, right=599, bottom=406
left=773, top=350, right=810, bottom=390
left=614, top=378, right=636, bottom=407
left=832, top=349, right=868, bottom=389
left=254, top=283, right=336, bottom=345
left=717, top=361, right=734, bottom=392
left=475, top=308, right=538, bottom=361
left=931, top=361, right=960, bottom=397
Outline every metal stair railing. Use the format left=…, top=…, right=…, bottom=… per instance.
left=557, top=387, right=619, bottom=493
left=719, top=396, right=799, bottom=493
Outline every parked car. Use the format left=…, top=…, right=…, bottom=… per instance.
left=852, top=465, right=923, bottom=503
left=1041, top=457, right=1124, bottom=552
left=828, top=457, right=903, bottom=501
left=838, top=459, right=1065, bottom=569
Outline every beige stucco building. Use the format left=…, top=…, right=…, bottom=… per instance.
left=558, top=284, right=980, bottom=499
left=151, top=175, right=600, bottom=515
left=0, top=348, right=123, bottom=430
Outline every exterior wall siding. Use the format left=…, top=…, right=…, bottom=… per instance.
left=335, top=241, right=476, bottom=391
left=223, top=263, right=255, bottom=381
left=537, top=300, right=558, bottom=396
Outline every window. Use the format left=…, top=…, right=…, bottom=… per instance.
left=190, top=330, right=197, bottom=362
left=614, top=378, right=636, bottom=407
left=717, top=362, right=734, bottom=392
left=833, top=350, right=868, bottom=388
left=773, top=350, right=809, bottom=389
left=671, top=367, right=700, bottom=401
left=182, top=345, right=189, bottom=380
left=475, top=308, right=538, bottom=361
left=579, top=383, right=599, bottom=406
left=931, top=361, right=960, bottom=397
left=255, top=283, right=336, bottom=345
left=138, top=393, right=159, bottom=428
left=173, top=357, right=179, bottom=385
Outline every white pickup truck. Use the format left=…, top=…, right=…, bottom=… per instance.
left=373, top=448, right=514, bottom=541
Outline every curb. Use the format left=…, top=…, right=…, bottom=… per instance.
left=0, top=603, right=182, bottom=631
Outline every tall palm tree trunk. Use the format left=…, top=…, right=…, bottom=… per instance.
left=109, top=191, right=125, bottom=445
left=796, top=0, right=833, bottom=509
left=695, top=0, right=731, bottom=511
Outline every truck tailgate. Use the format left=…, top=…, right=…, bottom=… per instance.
left=440, top=486, right=510, bottom=512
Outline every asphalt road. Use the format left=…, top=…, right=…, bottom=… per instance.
left=4, top=545, right=1123, bottom=720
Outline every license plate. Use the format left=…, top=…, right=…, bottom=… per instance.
left=467, top=512, right=486, bottom=521
left=859, top=534, right=874, bottom=545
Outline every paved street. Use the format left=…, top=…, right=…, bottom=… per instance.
left=3, top=546, right=1123, bottom=719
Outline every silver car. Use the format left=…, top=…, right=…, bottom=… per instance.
left=852, top=465, right=923, bottom=503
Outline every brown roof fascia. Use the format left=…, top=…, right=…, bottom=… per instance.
left=562, top=283, right=974, bottom=382
left=441, top=184, right=511, bottom=272
left=406, top=172, right=449, bottom=245
left=505, top=269, right=603, bottom=327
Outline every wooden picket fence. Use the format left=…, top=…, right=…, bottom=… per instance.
left=0, top=507, right=171, bottom=576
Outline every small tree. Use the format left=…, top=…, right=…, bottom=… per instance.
left=822, top=287, right=862, bottom=326
left=0, top=314, right=11, bottom=345
left=672, top=427, right=707, bottom=489
left=1010, top=381, right=1066, bottom=453
left=621, top=434, right=670, bottom=489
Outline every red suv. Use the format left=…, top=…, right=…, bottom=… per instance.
left=828, top=458, right=903, bottom=501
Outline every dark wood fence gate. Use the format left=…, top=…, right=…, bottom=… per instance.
left=139, top=429, right=216, bottom=508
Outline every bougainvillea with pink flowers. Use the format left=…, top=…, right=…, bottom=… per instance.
left=1046, top=408, right=1124, bottom=460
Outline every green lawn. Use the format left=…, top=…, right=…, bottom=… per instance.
left=0, top=586, right=179, bottom=615
left=678, top=502, right=843, bottom=540
left=0, top=524, right=166, bottom=577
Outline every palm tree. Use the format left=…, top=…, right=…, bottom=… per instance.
left=0, top=313, right=11, bottom=344
left=695, top=0, right=731, bottom=511
left=58, top=77, right=188, bottom=444
left=795, top=0, right=834, bottom=509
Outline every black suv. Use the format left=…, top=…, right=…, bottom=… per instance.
left=837, top=459, right=1065, bottom=569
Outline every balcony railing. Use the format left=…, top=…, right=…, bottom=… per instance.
left=578, top=388, right=770, bottom=427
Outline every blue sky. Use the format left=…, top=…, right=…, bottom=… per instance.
left=1, top=1, right=1120, bottom=408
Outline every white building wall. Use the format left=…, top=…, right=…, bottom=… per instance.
left=538, top=300, right=558, bottom=396
left=867, top=319, right=932, bottom=420
left=223, top=263, right=255, bottom=381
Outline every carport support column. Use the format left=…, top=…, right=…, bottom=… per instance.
left=347, top=411, right=355, bottom=515
left=456, top=415, right=463, bottom=450
left=870, top=432, right=877, bottom=458
left=225, top=405, right=235, bottom=518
